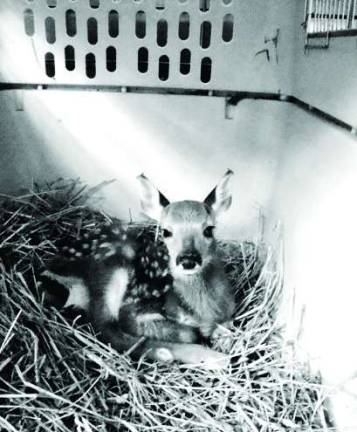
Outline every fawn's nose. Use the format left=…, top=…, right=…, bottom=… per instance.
left=176, top=251, right=202, bottom=270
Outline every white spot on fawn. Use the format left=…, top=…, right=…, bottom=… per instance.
left=105, top=268, right=130, bottom=320
left=122, top=245, right=135, bottom=259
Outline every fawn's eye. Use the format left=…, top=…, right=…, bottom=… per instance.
left=203, top=226, right=215, bottom=238
left=163, top=229, right=173, bottom=238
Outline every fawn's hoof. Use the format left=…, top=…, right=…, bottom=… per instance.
left=211, top=321, right=234, bottom=339
left=196, top=351, right=230, bottom=370
left=170, top=344, right=230, bottom=370
left=155, top=348, right=174, bottom=363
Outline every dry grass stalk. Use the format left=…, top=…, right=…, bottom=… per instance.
left=0, top=179, right=332, bottom=431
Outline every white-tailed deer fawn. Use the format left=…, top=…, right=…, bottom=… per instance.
left=43, top=170, right=235, bottom=369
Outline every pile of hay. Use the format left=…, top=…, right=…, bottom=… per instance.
left=0, top=180, right=331, bottom=431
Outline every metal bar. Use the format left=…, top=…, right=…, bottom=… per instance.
left=307, top=0, right=314, bottom=33
left=331, top=0, right=335, bottom=30
left=328, top=0, right=333, bottom=30
left=288, top=96, right=355, bottom=134
left=0, top=82, right=355, bottom=139
left=305, top=27, right=357, bottom=36
left=353, top=0, right=357, bottom=27
left=304, top=0, right=310, bottom=27
left=330, top=0, right=334, bottom=30
left=341, top=0, right=345, bottom=28
left=310, top=0, right=315, bottom=32
left=317, top=0, right=322, bottom=32
left=343, top=0, right=348, bottom=28
left=347, top=0, right=353, bottom=28
left=323, top=0, right=328, bottom=32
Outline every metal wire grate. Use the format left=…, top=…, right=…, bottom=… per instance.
left=305, top=0, right=357, bottom=34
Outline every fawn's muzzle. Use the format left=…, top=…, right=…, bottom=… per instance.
left=176, top=251, right=202, bottom=271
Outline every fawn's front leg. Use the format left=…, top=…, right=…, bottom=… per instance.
left=97, top=319, right=229, bottom=369
left=99, top=298, right=199, bottom=344
left=163, top=291, right=217, bottom=340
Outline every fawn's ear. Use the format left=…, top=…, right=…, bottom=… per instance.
left=204, top=169, right=233, bottom=217
left=137, top=174, right=170, bottom=221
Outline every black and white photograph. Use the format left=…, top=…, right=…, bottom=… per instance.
left=0, top=0, right=356, bottom=430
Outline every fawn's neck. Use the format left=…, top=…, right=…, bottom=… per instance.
left=171, top=258, right=229, bottom=321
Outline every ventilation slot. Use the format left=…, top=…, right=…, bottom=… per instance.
left=108, top=10, right=119, bottom=37
left=157, top=19, right=168, bottom=47
left=180, top=49, right=190, bottom=75
left=138, top=47, right=148, bottom=73
left=65, top=45, right=75, bottom=71
left=136, top=11, right=146, bottom=38
left=66, top=10, right=77, bottom=37
left=158, top=55, right=169, bottom=81
left=106, top=46, right=117, bottom=72
left=178, top=12, right=190, bottom=40
left=199, top=0, right=210, bottom=12
left=200, top=57, right=211, bottom=83
left=87, top=18, right=98, bottom=44
left=47, top=0, right=57, bottom=8
left=24, top=9, right=35, bottom=36
left=45, top=52, right=55, bottom=77
left=200, top=21, right=211, bottom=48
left=222, top=14, right=234, bottom=42
left=89, top=0, right=100, bottom=8
left=86, top=53, right=96, bottom=78
left=45, top=17, right=56, bottom=44
left=156, top=0, right=165, bottom=10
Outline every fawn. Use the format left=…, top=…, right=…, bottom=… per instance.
left=42, top=170, right=235, bottom=368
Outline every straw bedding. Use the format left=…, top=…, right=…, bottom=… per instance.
left=0, top=180, right=332, bottom=431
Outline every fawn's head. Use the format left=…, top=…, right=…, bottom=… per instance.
left=137, top=170, right=233, bottom=277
